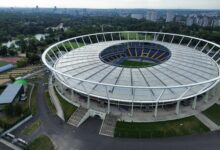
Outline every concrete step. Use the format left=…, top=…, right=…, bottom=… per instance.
left=67, top=107, right=88, bottom=127
left=195, top=113, right=220, bottom=131
left=99, top=114, right=117, bottom=137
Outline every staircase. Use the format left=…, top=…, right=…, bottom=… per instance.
left=67, top=107, right=89, bottom=127
left=99, top=114, right=117, bottom=137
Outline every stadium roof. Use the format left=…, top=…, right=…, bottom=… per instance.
left=54, top=40, right=219, bottom=103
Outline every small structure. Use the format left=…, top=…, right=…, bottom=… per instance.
left=14, top=79, right=28, bottom=92
left=0, top=84, right=24, bottom=108
left=0, top=64, right=14, bottom=73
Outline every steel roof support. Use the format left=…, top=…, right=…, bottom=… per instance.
left=62, top=43, right=68, bottom=53
left=96, top=35, right=99, bottom=43
left=82, top=37, right=86, bottom=46
left=194, top=40, right=201, bottom=49
left=68, top=40, right=74, bottom=50
left=145, top=33, right=147, bottom=41
left=176, top=87, right=191, bottom=114
left=47, top=54, right=55, bottom=65
left=88, top=36, right=93, bottom=44
left=162, top=34, right=165, bottom=42
left=187, top=39, right=192, bottom=47
left=171, top=35, right=175, bottom=43
left=201, top=43, right=208, bottom=52
left=192, top=96, right=197, bottom=110
left=103, top=33, right=106, bottom=42
left=119, top=32, right=121, bottom=41
left=51, top=49, right=58, bottom=60
left=75, top=39, right=80, bottom=48
left=179, top=36, right=184, bottom=45
left=154, top=89, right=165, bottom=118
left=111, top=33, right=114, bottom=41
left=56, top=46, right=63, bottom=56
left=105, top=86, right=111, bottom=114
left=207, top=45, right=215, bottom=55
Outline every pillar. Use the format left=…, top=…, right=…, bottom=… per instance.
left=154, top=102, right=158, bottom=118
left=176, top=101, right=180, bottom=115
left=204, top=92, right=209, bottom=103
left=131, top=102, right=134, bottom=116
left=71, top=90, right=74, bottom=101
left=107, top=99, right=110, bottom=114
left=192, top=96, right=197, bottom=110
left=61, top=84, right=64, bottom=94
left=87, top=95, right=90, bottom=109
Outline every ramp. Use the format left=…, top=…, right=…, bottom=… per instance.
left=67, top=107, right=89, bottom=127
left=99, top=114, right=117, bottom=137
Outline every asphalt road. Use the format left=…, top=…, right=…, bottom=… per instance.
left=12, top=73, right=220, bottom=150
left=0, top=142, right=12, bottom=150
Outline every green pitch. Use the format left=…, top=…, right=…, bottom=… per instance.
left=121, top=60, right=155, bottom=68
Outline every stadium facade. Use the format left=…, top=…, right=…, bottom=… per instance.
left=42, top=31, right=220, bottom=121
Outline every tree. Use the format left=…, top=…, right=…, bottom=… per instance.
left=16, top=58, right=28, bottom=68
left=9, top=74, right=16, bottom=82
left=4, top=103, right=22, bottom=117
left=0, top=46, right=8, bottom=56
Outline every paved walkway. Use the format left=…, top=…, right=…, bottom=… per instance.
left=0, top=139, right=17, bottom=150
left=48, top=76, right=65, bottom=121
left=195, top=113, right=220, bottom=131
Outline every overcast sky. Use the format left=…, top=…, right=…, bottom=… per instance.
left=0, top=0, right=219, bottom=9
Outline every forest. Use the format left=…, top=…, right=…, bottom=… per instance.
left=0, top=12, right=219, bottom=64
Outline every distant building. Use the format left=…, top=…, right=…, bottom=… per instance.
left=119, top=13, right=129, bottom=18
left=0, top=84, right=24, bottom=108
left=212, top=19, right=220, bottom=27
left=0, top=64, right=15, bottom=73
left=131, top=14, right=144, bottom=20
left=166, top=12, right=175, bottom=22
left=47, top=23, right=69, bottom=32
left=186, top=17, right=194, bottom=26
left=145, top=11, right=158, bottom=22
left=202, top=17, right=209, bottom=27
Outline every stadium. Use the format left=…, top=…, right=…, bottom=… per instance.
left=42, top=31, right=220, bottom=122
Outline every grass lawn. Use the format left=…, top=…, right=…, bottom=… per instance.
left=45, top=91, right=56, bottom=114
left=114, top=116, right=209, bottom=138
left=22, top=120, right=41, bottom=135
left=203, top=104, right=220, bottom=125
left=25, top=135, right=54, bottom=150
left=0, top=61, right=9, bottom=67
left=54, top=87, right=77, bottom=121
left=121, top=60, right=155, bottom=68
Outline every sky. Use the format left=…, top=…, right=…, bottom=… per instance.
left=0, top=0, right=219, bottom=9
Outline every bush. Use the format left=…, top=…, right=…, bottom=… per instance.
left=4, top=103, right=23, bottom=117
left=16, top=58, right=28, bottom=68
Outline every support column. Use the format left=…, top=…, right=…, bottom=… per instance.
left=87, top=95, right=90, bottom=109
left=204, top=92, right=209, bottom=103
left=192, top=96, right=197, bottom=110
left=154, top=102, right=158, bottom=118
left=105, top=86, right=110, bottom=114
left=71, top=90, right=74, bottom=101
left=61, top=84, right=64, bottom=94
left=176, top=101, right=180, bottom=115
left=131, top=102, right=134, bottom=116
left=107, top=99, right=110, bottom=114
